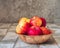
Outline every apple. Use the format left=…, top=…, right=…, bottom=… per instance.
left=18, top=17, right=30, bottom=25
left=16, top=17, right=30, bottom=34
left=28, top=26, right=43, bottom=36
left=40, top=18, right=46, bottom=27
left=16, top=24, right=24, bottom=34
left=16, top=22, right=30, bottom=34
left=41, top=27, right=51, bottom=35
left=30, top=16, right=42, bottom=26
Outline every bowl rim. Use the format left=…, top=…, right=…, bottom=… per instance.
left=18, top=33, right=52, bottom=37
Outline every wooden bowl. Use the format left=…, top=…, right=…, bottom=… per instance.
left=19, top=34, right=52, bottom=44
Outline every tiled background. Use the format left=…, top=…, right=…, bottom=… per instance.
left=0, top=0, right=59, bottom=23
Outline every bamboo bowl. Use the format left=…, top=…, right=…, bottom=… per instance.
left=19, top=34, right=52, bottom=44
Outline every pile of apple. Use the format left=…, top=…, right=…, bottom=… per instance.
left=16, top=16, right=51, bottom=36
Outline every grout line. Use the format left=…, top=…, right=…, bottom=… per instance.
left=13, top=37, right=19, bottom=48
left=0, top=23, right=18, bottom=48
left=1, top=23, right=13, bottom=40
left=52, top=36, right=60, bottom=48
left=37, top=45, right=40, bottom=48
left=6, top=23, right=13, bottom=32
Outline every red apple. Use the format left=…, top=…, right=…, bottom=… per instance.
left=40, top=18, right=46, bottom=27
left=30, top=16, right=42, bottom=26
left=41, top=27, right=51, bottom=35
left=16, top=24, right=25, bottom=34
left=28, top=26, right=43, bottom=36
left=18, top=17, right=30, bottom=25
left=16, top=22, right=30, bottom=34
left=16, top=17, right=30, bottom=34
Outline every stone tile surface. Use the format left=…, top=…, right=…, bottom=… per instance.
left=0, top=23, right=4, bottom=26
left=8, top=26, right=16, bottom=32
left=0, top=42, right=14, bottom=48
left=2, top=32, right=18, bottom=42
left=19, top=46, right=39, bottom=48
left=12, top=23, right=18, bottom=26
left=39, top=44, right=59, bottom=48
left=14, top=38, right=39, bottom=48
left=0, top=36, right=4, bottom=41
left=0, top=29, right=7, bottom=36
left=47, top=24, right=60, bottom=30
left=53, top=36, right=60, bottom=48
left=0, top=23, right=11, bottom=29
left=38, top=37, right=59, bottom=48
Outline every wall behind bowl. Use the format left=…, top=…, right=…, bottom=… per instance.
left=0, top=0, right=56, bottom=23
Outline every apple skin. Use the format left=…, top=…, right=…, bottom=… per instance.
left=41, top=27, right=51, bottom=35
left=16, top=22, right=30, bottom=34
left=16, top=24, right=24, bottom=34
left=30, top=16, right=42, bottom=26
left=16, top=17, right=30, bottom=34
left=18, top=17, right=30, bottom=25
left=40, top=18, right=46, bottom=27
left=28, top=26, right=43, bottom=36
